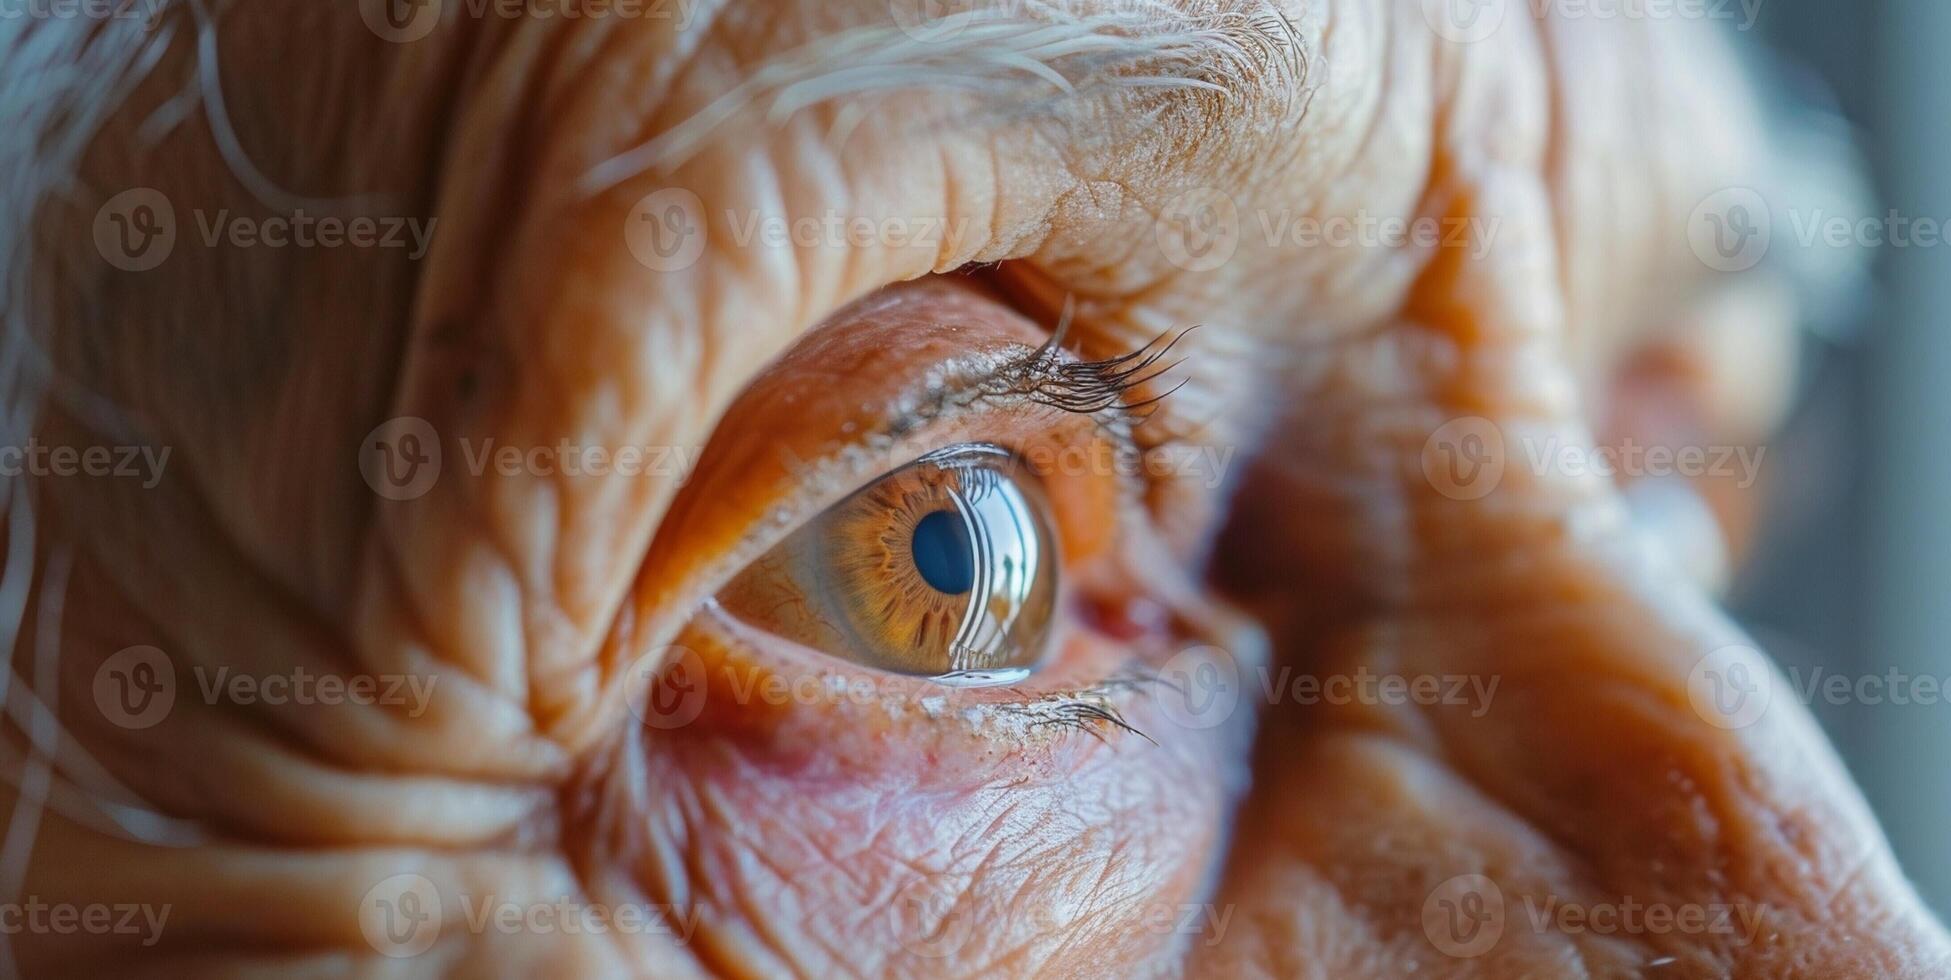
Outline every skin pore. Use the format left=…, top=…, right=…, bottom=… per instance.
left=4, top=0, right=1950, bottom=976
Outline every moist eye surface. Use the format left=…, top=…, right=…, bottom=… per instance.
left=716, top=444, right=1057, bottom=683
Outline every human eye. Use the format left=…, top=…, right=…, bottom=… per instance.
left=624, top=277, right=1240, bottom=741
left=716, top=442, right=1058, bottom=683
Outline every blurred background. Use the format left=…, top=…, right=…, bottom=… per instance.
left=1732, top=0, right=1951, bottom=917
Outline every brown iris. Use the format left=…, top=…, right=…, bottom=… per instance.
left=716, top=445, right=1057, bottom=681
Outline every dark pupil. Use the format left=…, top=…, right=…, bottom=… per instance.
left=912, top=509, right=976, bottom=595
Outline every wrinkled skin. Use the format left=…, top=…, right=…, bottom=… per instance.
left=12, top=0, right=1951, bottom=976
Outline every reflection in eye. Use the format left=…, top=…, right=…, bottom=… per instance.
left=716, top=444, right=1057, bottom=685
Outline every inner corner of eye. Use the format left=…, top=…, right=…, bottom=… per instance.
left=713, top=444, right=1059, bottom=686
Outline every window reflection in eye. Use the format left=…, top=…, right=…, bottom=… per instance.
left=715, top=443, right=1057, bottom=685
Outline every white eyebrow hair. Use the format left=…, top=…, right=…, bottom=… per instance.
left=0, top=9, right=211, bottom=978
left=579, top=0, right=1305, bottom=194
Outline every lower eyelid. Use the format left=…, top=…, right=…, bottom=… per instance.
left=665, top=609, right=1151, bottom=752
left=657, top=557, right=1237, bottom=749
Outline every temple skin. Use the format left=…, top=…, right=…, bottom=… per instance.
left=6, top=0, right=1949, bottom=976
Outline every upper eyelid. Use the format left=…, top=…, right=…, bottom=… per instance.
left=676, top=345, right=1157, bottom=598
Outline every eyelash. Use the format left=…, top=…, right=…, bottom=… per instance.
left=692, top=314, right=1199, bottom=741
left=979, top=321, right=1199, bottom=740
left=998, top=669, right=1162, bottom=742
left=980, top=316, right=1196, bottom=420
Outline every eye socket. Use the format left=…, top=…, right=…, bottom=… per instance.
left=714, top=443, right=1058, bottom=685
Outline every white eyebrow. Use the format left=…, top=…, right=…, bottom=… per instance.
left=0, top=5, right=215, bottom=882
left=579, top=0, right=1306, bottom=195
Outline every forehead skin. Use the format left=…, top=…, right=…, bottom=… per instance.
left=7, top=0, right=1948, bottom=976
